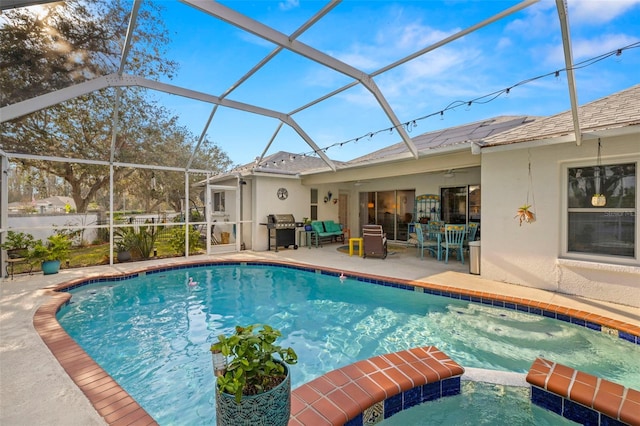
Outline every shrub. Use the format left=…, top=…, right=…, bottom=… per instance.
left=169, top=225, right=202, bottom=255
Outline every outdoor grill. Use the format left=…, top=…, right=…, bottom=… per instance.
left=262, top=214, right=300, bottom=252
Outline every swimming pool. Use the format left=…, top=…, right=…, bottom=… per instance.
left=57, top=263, right=640, bottom=424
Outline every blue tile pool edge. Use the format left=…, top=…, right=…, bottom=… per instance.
left=52, top=259, right=639, bottom=347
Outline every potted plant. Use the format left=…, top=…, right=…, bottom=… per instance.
left=114, top=227, right=136, bottom=262
left=29, top=233, right=72, bottom=275
left=302, top=218, right=312, bottom=231
left=1, top=231, right=36, bottom=259
left=210, top=324, right=297, bottom=426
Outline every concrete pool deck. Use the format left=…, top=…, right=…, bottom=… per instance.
left=1, top=246, right=639, bottom=425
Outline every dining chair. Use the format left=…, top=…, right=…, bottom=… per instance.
left=426, top=223, right=443, bottom=260
left=441, top=224, right=466, bottom=264
left=414, top=224, right=426, bottom=259
left=467, top=223, right=479, bottom=242
left=462, top=223, right=479, bottom=257
left=415, top=224, right=440, bottom=260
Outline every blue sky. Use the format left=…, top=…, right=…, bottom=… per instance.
left=150, top=0, right=640, bottom=168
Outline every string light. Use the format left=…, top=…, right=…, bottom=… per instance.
left=249, top=42, right=639, bottom=169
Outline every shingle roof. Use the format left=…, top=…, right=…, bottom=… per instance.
left=348, top=115, right=536, bottom=164
left=482, top=84, right=640, bottom=146
left=226, top=151, right=346, bottom=177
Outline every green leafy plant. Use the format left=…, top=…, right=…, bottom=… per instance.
left=211, top=324, right=298, bottom=403
left=169, top=225, right=202, bottom=255
left=113, top=227, right=137, bottom=253
left=113, top=224, right=158, bottom=258
left=133, top=224, right=158, bottom=258
left=1, top=231, right=36, bottom=258
left=29, top=233, right=72, bottom=262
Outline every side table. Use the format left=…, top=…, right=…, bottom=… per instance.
left=348, top=237, right=364, bottom=257
left=298, top=230, right=318, bottom=248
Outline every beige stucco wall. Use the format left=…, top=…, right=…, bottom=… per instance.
left=480, top=134, right=640, bottom=307
left=250, top=176, right=343, bottom=251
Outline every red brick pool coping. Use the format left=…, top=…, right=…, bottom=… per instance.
left=289, top=346, right=464, bottom=425
left=527, top=358, right=640, bottom=425
left=33, top=259, right=640, bottom=425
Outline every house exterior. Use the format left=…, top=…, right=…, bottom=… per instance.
left=206, top=85, right=639, bottom=308
left=7, top=196, right=76, bottom=214
left=478, top=85, right=639, bottom=308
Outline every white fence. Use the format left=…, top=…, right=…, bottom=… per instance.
left=6, top=213, right=101, bottom=244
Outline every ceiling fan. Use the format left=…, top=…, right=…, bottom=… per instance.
left=441, top=169, right=467, bottom=178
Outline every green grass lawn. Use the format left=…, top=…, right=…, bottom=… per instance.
left=7, top=240, right=204, bottom=277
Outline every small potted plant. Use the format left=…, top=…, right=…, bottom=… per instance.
left=302, top=217, right=312, bottom=231
left=29, top=233, right=72, bottom=275
left=210, top=324, right=297, bottom=426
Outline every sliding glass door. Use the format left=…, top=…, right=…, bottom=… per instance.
left=359, top=190, right=415, bottom=240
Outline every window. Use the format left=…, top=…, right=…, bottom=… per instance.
left=567, top=163, right=636, bottom=258
left=440, top=185, right=481, bottom=225
left=310, top=188, right=318, bottom=220
left=213, top=191, right=225, bottom=213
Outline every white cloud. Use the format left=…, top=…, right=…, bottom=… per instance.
left=278, top=0, right=299, bottom=12
left=332, top=13, right=457, bottom=73
left=497, top=37, right=513, bottom=50
left=541, top=33, right=638, bottom=65
left=572, top=34, right=638, bottom=59
left=504, top=1, right=558, bottom=39
left=568, top=0, right=640, bottom=24
left=336, top=50, right=382, bottom=71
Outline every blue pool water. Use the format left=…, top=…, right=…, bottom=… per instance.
left=57, top=264, right=640, bottom=425
left=380, top=381, right=577, bottom=425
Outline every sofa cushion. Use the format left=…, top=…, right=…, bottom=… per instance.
left=311, top=221, right=326, bottom=234
left=324, top=220, right=342, bottom=233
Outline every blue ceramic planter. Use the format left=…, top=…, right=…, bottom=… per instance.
left=41, top=260, right=61, bottom=275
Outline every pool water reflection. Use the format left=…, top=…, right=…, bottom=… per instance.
left=57, top=264, right=640, bottom=425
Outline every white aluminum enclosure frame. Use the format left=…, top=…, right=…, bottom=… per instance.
left=2, top=0, right=589, bottom=276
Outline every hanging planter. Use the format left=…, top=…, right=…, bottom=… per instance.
left=515, top=152, right=537, bottom=226
left=515, top=204, right=536, bottom=226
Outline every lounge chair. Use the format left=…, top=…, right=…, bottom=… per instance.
left=362, top=224, right=387, bottom=259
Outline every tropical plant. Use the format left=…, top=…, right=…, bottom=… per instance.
left=29, top=233, right=72, bottom=263
left=515, top=204, right=535, bottom=226
left=211, top=324, right=298, bottom=403
left=113, top=227, right=137, bottom=253
left=133, top=224, right=158, bottom=259
left=113, top=224, right=158, bottom=258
